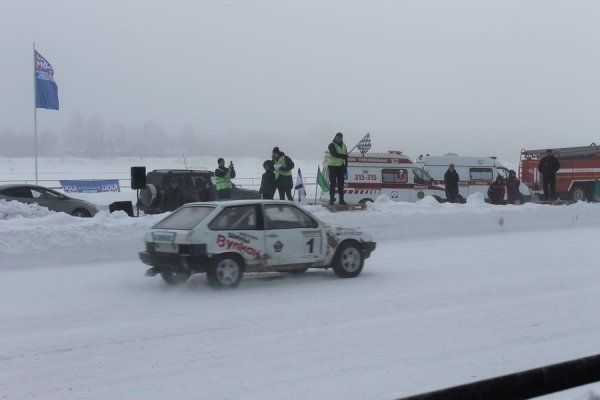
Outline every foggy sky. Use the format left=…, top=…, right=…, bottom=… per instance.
left=2, top=0, right=600, bottom=161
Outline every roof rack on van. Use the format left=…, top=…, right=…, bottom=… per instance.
left=387, top=150, right=403, bottom=154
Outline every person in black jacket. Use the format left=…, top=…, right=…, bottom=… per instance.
left=272, top=147, right=295, bottom=200
left=259, top=160, right=276, bottom=200
left=444, top=164, right=460, bottom=203
left=487, top=175, right=506, bottom=205
left=506, top=170, right=521, bottom=204
left=538, top=149, right=560, bottom=201
left=162, top=178, right=185, bottom=211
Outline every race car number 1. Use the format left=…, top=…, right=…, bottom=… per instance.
left=303, top=232, right=322, bottom=256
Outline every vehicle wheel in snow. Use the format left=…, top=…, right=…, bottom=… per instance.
left=71, top=208, right=91, bottom=218
left=207, top=256, right=243, bottom=288
left=160, top=269, right=191, bottom=285
left=332, top=242, right=364, bottom=278
left=358, top=198, right=373, bottom=205
left=571, top=185, right=588, bottom=202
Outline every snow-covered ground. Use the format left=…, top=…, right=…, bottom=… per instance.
left=1, top=157, right=599, bottom=400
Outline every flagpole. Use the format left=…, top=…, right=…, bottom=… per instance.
left=314, top=175, right=318, bottom=204
left=33, top=42, right=38, bottom=185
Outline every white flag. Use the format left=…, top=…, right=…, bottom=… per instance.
left=294, top=168, right=307, bottom=202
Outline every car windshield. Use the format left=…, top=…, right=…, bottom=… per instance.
left=153, top=206, right=215, bottom=230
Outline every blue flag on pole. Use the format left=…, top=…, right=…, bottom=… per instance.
left=35, top=51, right=59, bottom=110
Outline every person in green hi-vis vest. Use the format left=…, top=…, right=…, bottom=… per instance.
left=327, top=132, right=348, bottom=205
left=272, top=147, right=295, bottom=201
left=214, top=158, right=236, bottom=200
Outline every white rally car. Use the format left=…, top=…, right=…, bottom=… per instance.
left=139, top=199, right=377, bottom=288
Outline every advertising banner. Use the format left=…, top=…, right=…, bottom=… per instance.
left=59, top=179, right=121, bottom=193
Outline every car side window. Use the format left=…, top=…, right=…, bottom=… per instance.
left=382, top=168, right=407, bottom=183
left=470, top=168, right=493, bottom=180
left=4, top=187, right=33, bottom=198
left=263, top=204, right=318, bottom=230
left=209, top=205, right=258, bottom=231
left=30, top=189, right=45, bottom=199
left=412, top=169, right=431, bottom=184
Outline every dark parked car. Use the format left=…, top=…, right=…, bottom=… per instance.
left=0, top=184, right=99, bottom=217
left=137, top=169, right=260, bottom=214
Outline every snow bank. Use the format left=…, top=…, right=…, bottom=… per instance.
left=3, top=195, right=600, bottom=269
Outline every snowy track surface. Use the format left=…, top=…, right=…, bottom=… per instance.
left=1, top=197, right=600, bottom=399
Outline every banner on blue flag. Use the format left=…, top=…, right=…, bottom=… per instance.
left=35, top=51, right=59, bottom=110
left=59, top=180, right=120, bottom=193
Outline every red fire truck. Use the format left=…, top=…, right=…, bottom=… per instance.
left=519, top=143, right=600, bottom=202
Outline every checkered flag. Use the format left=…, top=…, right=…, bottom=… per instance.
left=356, top=133, right=371, bottom=154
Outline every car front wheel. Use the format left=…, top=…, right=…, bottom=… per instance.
left=71, top=208, right=91, bottom=217
left=332, top=242, right=364, bottom=278
left=207, top=256, right=243, bottom=288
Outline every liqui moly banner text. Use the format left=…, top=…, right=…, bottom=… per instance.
left=59, top=180, right=121, bottom=193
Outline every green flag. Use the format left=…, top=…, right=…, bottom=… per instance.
left=317, top=166, right=330, bottom=193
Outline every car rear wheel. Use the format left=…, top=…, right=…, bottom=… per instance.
left=161, top=269, right=191, bottom=285
left=332, top=242, right=364, bottom=278
left=207, top=256, right=243, bottom=288
left=71, top=208, right=91, bottom=218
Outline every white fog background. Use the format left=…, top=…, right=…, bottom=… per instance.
left=2, top=1, right=600, bottom=161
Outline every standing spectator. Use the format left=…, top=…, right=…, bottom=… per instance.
left=327, top=132, right=348, bottom=205
left=444, top=163, right=460, bottom=203
left=162, top=177, right=185, bottom=211
left=506, top=170, right=521, bottom=204
left=538, top=149, right=561, bottom=201
left=196, top=178, right=214, bottom=202
left=259, top=160, right=276, bottom=200
left=487, top=175, right=506, bottom=205
left=272, top=147, right=295, bottom=200
left=214, top=158, right=236, bottom=200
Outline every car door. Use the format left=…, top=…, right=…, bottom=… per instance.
left=207, top=204, right=265, bottom=267
left=469, top=167, right=494, bottom=197
left=28, top=187, right=67, bottom=212
left=381, top=168, right=410, bottom=202
left=263, top=203, right=325, bottom=267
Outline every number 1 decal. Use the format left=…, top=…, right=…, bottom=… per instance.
left=302, top=232, right=322, bottom=257
left=306, top=238, right=314, bottom=253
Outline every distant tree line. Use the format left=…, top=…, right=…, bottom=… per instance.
left=0, top=113, right=212, bottom=158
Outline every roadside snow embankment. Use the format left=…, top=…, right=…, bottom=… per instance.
left=2, top=195, right=600, bottom=268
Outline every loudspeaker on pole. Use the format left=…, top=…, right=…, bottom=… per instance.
left=130, top=166, right=146, bottom=189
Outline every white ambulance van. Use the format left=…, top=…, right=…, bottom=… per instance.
left=415, top=154, right=531, bottom=203
left=321, top=151, right=446, bottom=204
